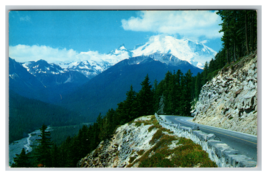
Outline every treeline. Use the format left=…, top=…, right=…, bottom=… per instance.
left=11, top=75, right=155, bottom=167
left=194, top=10, right=257, bottom=99
left=12, top=71, right=199, bottom=167
left=9, top=90, right=88, bottom=143
left=153, top=70, right=194, bottom=116
left=217, top=10, right=257, bottom=63
left=11, top=70, right=204, bottom=167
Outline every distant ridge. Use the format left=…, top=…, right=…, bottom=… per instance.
left=59, top=55, right=202, bottom=122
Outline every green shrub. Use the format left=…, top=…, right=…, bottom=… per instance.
left=149, top=129, right=163, bottom=145
left=137, top=150, right=145, bottom=155
left=135, top=121, right=142, bottom=127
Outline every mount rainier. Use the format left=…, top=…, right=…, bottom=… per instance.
left=29, top=35, right=217, bottom=79
left=13, top=35, right=217, bottom=81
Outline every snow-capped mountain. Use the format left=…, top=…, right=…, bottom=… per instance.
left=60, top=54, right=203, bottom=121
left=10, top=58, right=89, bottom=103
left=17, top=35, right=217, bottom=80
left=56, top=35, right=216, bottom=78
left=21, top=59, right=88, bottom=86
left=131, top=35, right=217, bottom=69
left=9, top=58, right=46, bottom=100
left=58, top=60, right=111, bottom=79
left=22, top=59, right=66, bottom=75
left=56, top=45, right=130, bottom=79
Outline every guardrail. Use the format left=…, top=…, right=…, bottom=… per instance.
left=154, top=113, right=257, bottom=168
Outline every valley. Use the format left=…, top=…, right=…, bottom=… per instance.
left=9, top=123, right=91, bottom=165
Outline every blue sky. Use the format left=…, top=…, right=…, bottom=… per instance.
left=9, top=10, right=223, bottom=63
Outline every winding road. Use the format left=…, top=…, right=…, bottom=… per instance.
left=160, top=115, right=257, bottom=161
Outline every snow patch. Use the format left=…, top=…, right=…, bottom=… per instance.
left=22, top=63, right=30, bottom=72
left=131, top=35, right=216, bottom=69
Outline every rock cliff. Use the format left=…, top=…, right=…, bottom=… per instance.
left=77, top=115, right=216, bottom=168
left=192, top=52, right=257, bottom=135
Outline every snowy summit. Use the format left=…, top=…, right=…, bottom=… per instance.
left=131, top=35, right=217, bottom=69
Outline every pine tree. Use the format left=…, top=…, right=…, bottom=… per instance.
left=183, top=70, right=193, bottom=116
left=11, top=148, right=30, bottom=167
left=35, top=124, right=52, bottom=167
left=163, top=71, right=172, bottom=114
left=124, top=85, right=137, bottom=121
left=51, top=144, right=59, bottom=167
left=175, top=70, right=183, bottom=114
left=105, top=108, right=116, bottom=134
left=136, top=74, right=154, bottom=116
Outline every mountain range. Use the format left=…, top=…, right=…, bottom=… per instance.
left=58, top=54, right=203, bottom=121
left=9, top=35, right=216, bottom=121
left=54, top=35, right=217, bottom=79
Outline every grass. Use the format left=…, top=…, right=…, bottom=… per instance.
left=138, top=136, right=217, bottom=167
left=126, top=115, right=217, bottom=168
left=129, top=156, right=137, bottom=163
left=135, top=121, right=142, bottom=127
left=137, top=150, right=145, bottom=155
left=127, top=126, right=216, bottom=167
left=149, top=129, right=163, bottom=145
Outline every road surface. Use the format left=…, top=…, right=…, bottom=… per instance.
left=160, top=115, right=257, bottom=160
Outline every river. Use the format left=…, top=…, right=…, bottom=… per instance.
left=9, top=126, right=52, bottom=165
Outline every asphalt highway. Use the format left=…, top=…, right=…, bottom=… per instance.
left=160, top=115, right=257, bottom=161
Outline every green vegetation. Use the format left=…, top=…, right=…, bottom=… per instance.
left=137, top=135, right=216, bottom=167
left=11, top=74, right=156, bottom=167
left=126, top=127, right=216, bottom=168
left=9, top=90, right=88, bottom=144
left=50, top=124, right=91, bottom=146
left=193, top=10, right=257, bottom=100
left=153, top=69, right=194, bottom=116
left=12, top=125, right=52, bottom=167
left=11, top=148, right=30, bottom=167
left=35, top=125, right=52, bottom=167
left=137, top=150, right=145, bottom=155
left=152, top=10, right=257, bottom=116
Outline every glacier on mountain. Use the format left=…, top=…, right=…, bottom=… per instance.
left=131, top=35, right=217, bottom=69
left=17, top=35, right=217, bottom=79
left=55, top=35, right=216, bottom=78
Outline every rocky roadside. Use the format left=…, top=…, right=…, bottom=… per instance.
left=77, top=115, right=216, bottom=168
left=192, top=52, right=257, bottom=135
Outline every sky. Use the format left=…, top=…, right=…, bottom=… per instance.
left=9, top=10, right=223, bottom=63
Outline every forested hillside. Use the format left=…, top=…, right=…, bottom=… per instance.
left=193, top=10, right=257, bottom=100
left=152, top=10, right=257, bottom=115
left=58, top=55, right=202, bottom=122
left=9, top=90, right=88, bottom=143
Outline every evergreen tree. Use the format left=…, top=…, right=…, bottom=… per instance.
left=136, top=74, right=154, bottom=116
left=183, top=70, right=193, bottom=116
left=124, top=85, right=137, bottom=121
left=175, top=70, right=183, bottom=114
left=163, top=71, right=172, bottom=114
left=35, top=124, right=52, bottom=167
left=51, top=144, right=59, bottom=167
left=11, top=148, right=30, bottom=167
left=153, top=80, right=165, bottom=113
left=105, top=108, right=116, bottom=134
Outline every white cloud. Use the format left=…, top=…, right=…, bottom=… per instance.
left=9, top=45, right=129, bottom=64
left=122, top=11, right=223, bottom=39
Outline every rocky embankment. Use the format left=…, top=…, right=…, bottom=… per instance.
left=192, top=52, right=257, bottom=135
left=77, top=115, right=216, bottom=168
